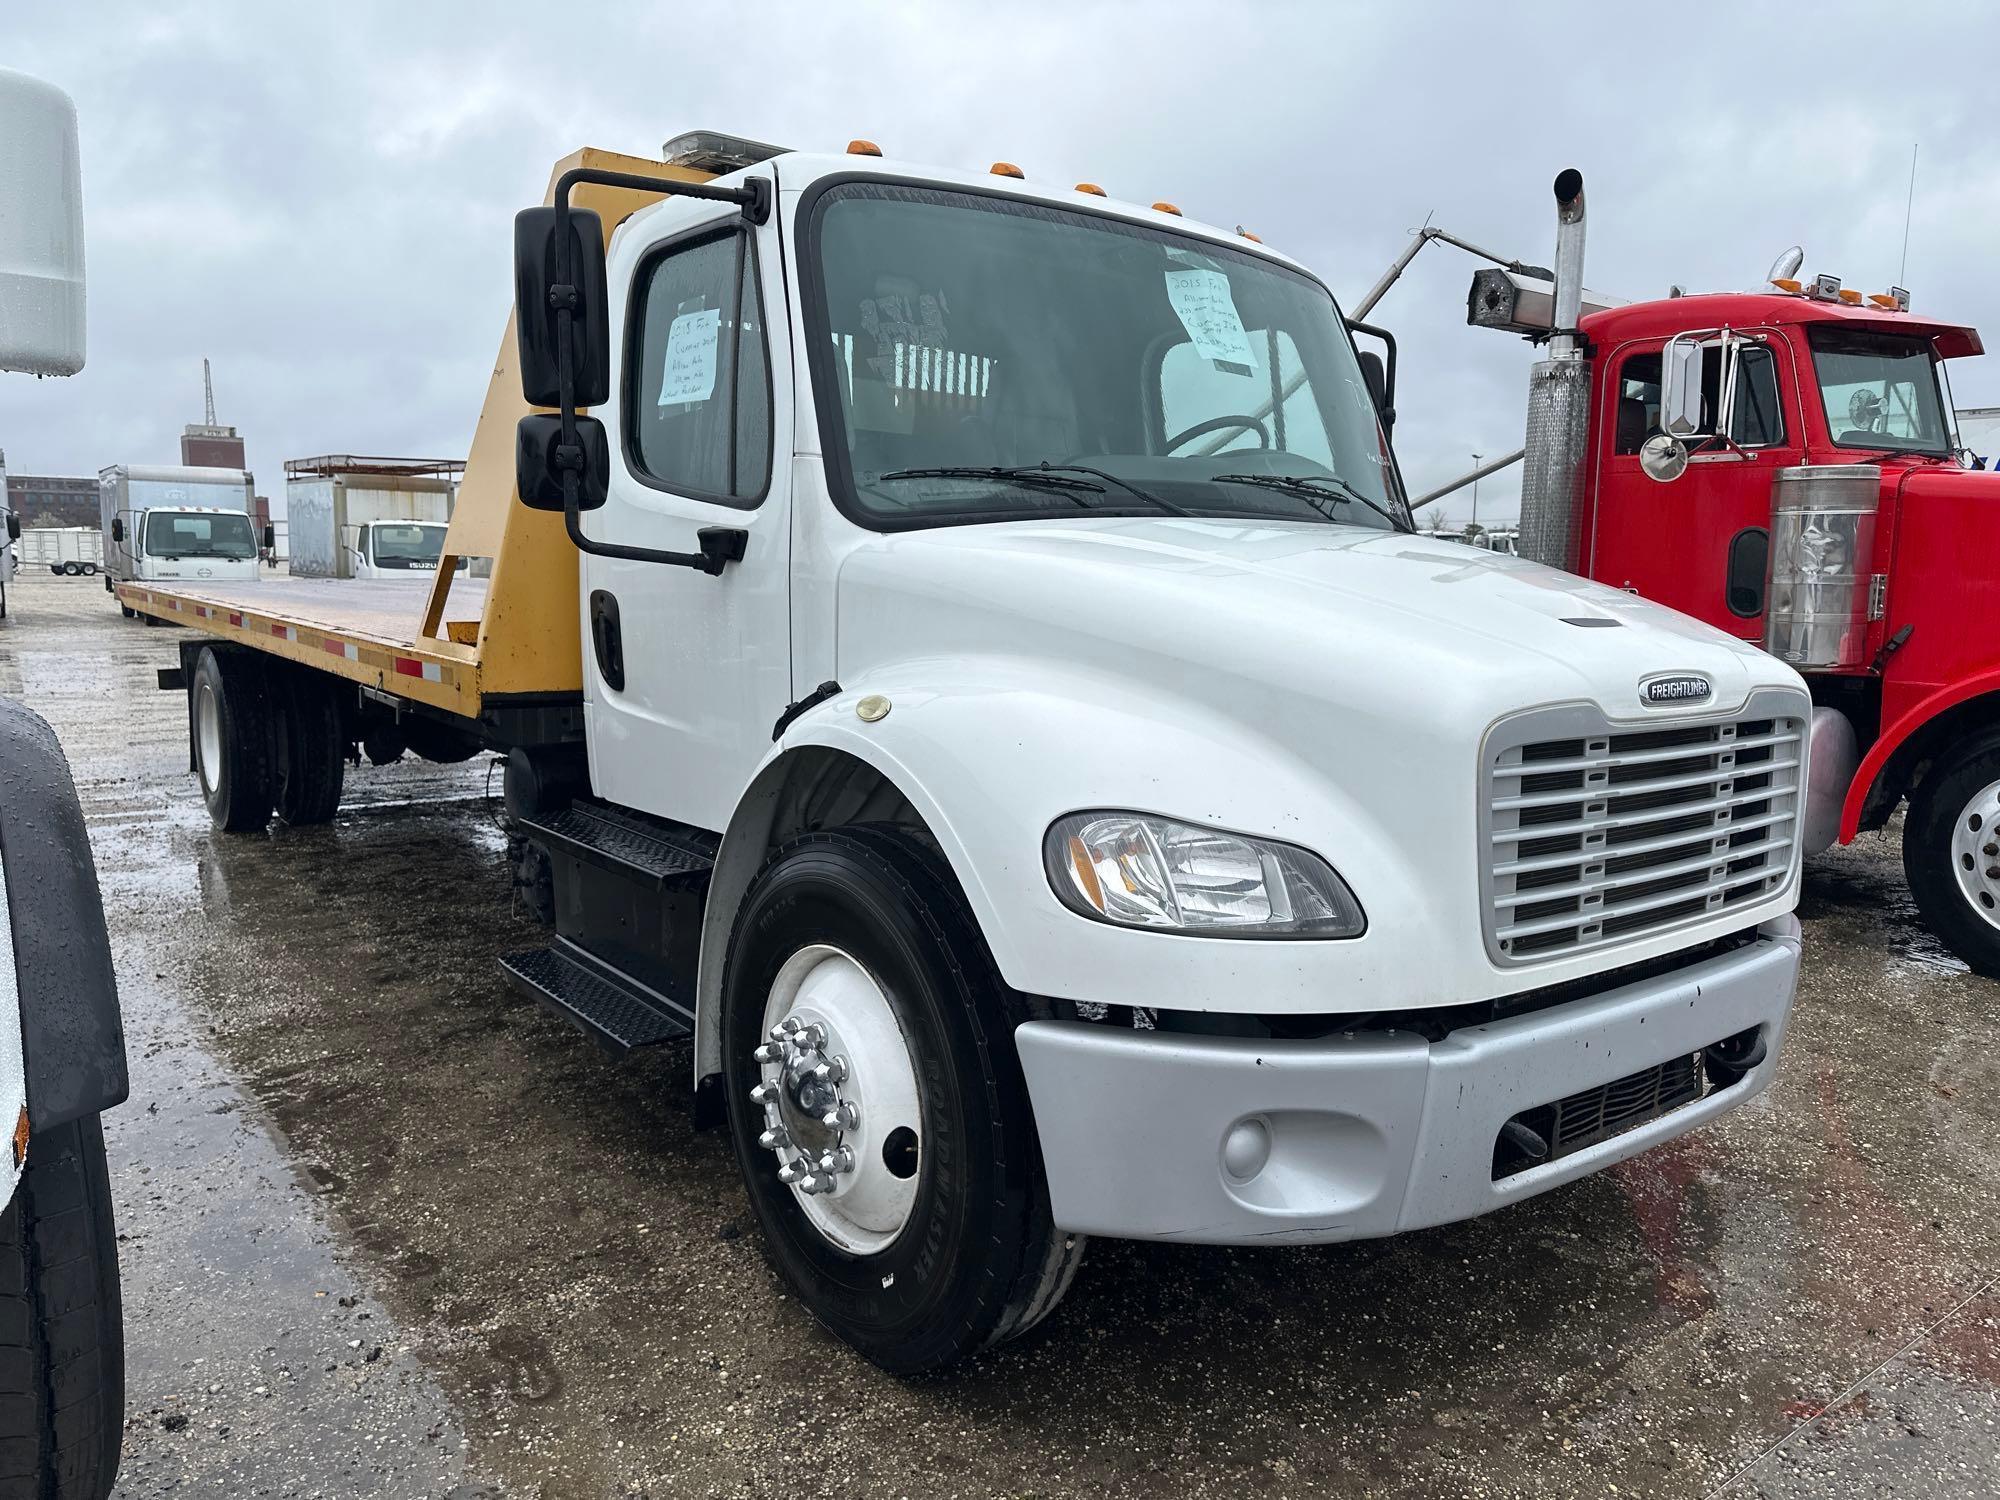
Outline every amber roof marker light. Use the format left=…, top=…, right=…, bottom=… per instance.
left=991, top=162, right=1025, bottom=179
left=1152, top=201, right=1182, bottom=216
left=1075, top=182, right=1106, bottom=197
left=847, top=139, right=882, bottom=157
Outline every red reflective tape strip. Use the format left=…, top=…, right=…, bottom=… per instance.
left=270, top=623, right=285, bottom=636
left=393, top=657, right=423, bottom=677
left=228, top=612, right=243, bottom=626
left=321, top=638, right=347, bottom=657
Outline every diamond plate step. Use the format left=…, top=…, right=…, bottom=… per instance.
left=499, top=941, right=692, bottom=1055
left=520, top=802, right=718, bottom=891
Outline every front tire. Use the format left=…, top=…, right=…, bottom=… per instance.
left=0, top=1116, right=124, bottom=1500
left=721, top=828, right=1080, bottom=1374
left=1904, top=730, right=2000, bottom=977
left=191, top=648, right=273, bottom=832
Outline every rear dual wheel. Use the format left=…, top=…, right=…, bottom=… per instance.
left=721, top=827, right=1081, bottom=1374
left=191, top=651, right=344, bottom=832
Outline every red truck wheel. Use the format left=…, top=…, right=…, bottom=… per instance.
left=1904, top=730, right=2000, bottom=978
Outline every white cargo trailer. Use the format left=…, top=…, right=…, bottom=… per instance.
left=19, top=525, right=103, bottom=574
left=283, top=456, right=461, bottom=580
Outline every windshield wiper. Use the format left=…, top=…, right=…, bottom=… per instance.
left=876, top=466, right=1103, bottom=505
left=1212, top=473, right=1409, bottom=532
left=1025, top=463, right=1195, bottom=516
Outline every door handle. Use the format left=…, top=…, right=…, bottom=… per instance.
left=589, top=589, right=625, bottom=692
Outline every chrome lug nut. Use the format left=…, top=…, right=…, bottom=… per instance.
left=811, top=1056, right=848, bottom=1086
left=758, top=1126, right=791, bottom=1151
left=778, top=1157, right=808, bottom=1185
left=749, top=1081, right=778, bottom=1105
left=818, top=1147, right=854, bottom=1175
left=821, top=1101, right=860, bottom=1132
left=753, top=1042, right=783, bottom=1064
left=769, top=1018, right=797, bottom=1042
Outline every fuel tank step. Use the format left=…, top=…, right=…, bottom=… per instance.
left=499, top=940, right=693, bottom=1055
left=517, top=801, right=717, bottom=892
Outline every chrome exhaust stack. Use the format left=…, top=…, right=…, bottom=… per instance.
left=1517, top=170, right=1592, bottom=572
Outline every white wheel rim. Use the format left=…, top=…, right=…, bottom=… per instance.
left=752, top=944, right=922, bottom=1255
left=1950, top=778, right=2000, bottom=933
left=195, top=679, right=222, bottom=795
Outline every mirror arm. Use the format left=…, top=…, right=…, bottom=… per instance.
left=547, top=165, right=764, bottom=574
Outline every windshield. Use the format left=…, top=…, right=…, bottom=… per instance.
left=144, top=510, right=256, bottom=560
left=1809, top=327, right=1950, bottom=455
left=806, top=183, right=1403, bottom=531
left=371, top=523, right=444, bottom=565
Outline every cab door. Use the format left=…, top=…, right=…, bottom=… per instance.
left=584, top=181, right=793, bottom=833
left=1584, top=333, right=1802, bottom=639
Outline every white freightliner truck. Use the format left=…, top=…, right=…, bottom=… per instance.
left=99, top=465, right=262, bottom=608
left=125, top=133, right=1810, bottom=1373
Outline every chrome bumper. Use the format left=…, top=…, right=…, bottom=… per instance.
left=1015, top=916, right=1800, bottom=1245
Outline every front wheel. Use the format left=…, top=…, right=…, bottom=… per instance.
left=1904, top=731, right=2000, bottom=977
left=721, top=828, right=1080, bottom=1373
left=0, top=1116, right=124, bottom=1499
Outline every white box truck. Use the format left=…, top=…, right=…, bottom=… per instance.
left=99, top=464, right=261, bottom=600
left=125, top=136, right=1815, bottom=1374
left=20, top=525, right=103, bottom=575
left=284, top=455, right=461, bottom=580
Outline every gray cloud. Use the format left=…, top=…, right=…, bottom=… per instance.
left=5, top=1, right=1996, bottom=527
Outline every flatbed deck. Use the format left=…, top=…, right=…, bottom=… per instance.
left=119, top=574, right=487, bottom=718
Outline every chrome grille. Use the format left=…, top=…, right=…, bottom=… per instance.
left=1484, top=694, right=1806, bottom=963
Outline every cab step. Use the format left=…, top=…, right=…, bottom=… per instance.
left=499, top=940, right=693, bottom=1055
left=518, top=801, right=717, bottom=892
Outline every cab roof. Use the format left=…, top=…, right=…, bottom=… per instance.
left=1581, top=291, right=1983, bottom=360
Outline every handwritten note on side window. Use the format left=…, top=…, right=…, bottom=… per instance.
left=657, top=307, right=721, bottom=405
left=1164, top=268, right=1253, bottom=370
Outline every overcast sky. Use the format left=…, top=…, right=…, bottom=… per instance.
left=5, top=1, right=1998, bottom=526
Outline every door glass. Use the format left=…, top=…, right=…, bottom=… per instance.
left=629, top=233, right=772, bottom=503
left=1613, top=343, right=1783, bottom=454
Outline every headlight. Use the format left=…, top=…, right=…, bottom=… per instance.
left=1043, top=811, right=1365, bottom=938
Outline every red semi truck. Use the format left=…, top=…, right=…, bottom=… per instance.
left=1453, top=175, right=1999, bottom=973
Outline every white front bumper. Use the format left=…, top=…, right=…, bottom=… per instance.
left=1015, top=916, right=1800, bottom=1245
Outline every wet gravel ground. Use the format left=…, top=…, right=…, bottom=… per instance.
left=2, top=572, right=1996, bottom=1499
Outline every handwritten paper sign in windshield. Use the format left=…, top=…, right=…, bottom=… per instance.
left=657, top=307, right=721, bottom=405
left=1165, top=268, right=1254, bottom=372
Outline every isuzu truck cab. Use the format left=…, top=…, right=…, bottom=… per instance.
left=130, top=135, right=1808, bottom=1373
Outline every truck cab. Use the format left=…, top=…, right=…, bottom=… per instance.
left=1568, top=287, right=2000, bottom=971
left=348, top=518, right=446, bottom=577
left=110, top=505, right=261, bottom=585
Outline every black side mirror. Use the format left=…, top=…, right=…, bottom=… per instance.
left=261, top=523, right=275, bottom=551
left=110, top=517, right=124, bottom=543
left=1357, top=350, right=1395, bottom=431
left=5, top=514, right=18, bottom=542
left=516, top=413, right=609, bottom=512
left=514, top=206, right=609, bottom=409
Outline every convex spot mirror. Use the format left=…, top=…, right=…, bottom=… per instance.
left=1640, top=433, right=1690, bottom=483
left=516, top=413, right=609, bottom=512
left=514, top=206, right=609, bottom=410
left=4, top=514, right=18, bottom=542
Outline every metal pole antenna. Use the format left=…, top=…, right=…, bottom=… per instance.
left=1470, top=453, right=1482, bottom=528
left=1899, top=143, right=1918, bottom=288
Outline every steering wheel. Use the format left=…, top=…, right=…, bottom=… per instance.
left=1165, top=415, right=1269, bottom=453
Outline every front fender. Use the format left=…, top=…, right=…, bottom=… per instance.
left=1841, top=667, right=2000, bottom=840
left=0, top=701, right=129, bottom=1215
left=692, top=656, right=1436, bottom=1080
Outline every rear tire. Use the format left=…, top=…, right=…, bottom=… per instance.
left=58, top=564, right=77, bottom=578
left=721, top=827, right=1080, bottom=1374
left=191, top=648, right=273, bottom=832
left=0, top=1116, right=124, bottom=1500
left=1905, top=731, right=2000, bottom=978
left=271, top=669, right=344, bottom=827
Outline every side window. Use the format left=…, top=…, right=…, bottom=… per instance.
left=1158, top=328, right=1335, bottom=467
left=1614, top=353, right=1662, bottom=454
left=628, top=232, right=771, bottom=503
left=1613, top=343, right=1784, bottom=456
